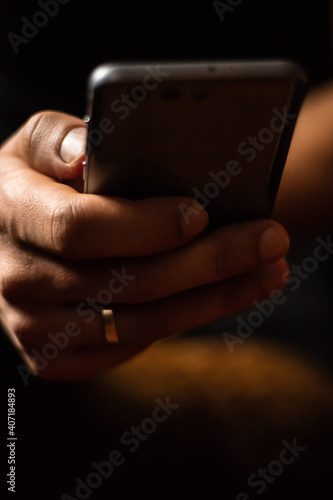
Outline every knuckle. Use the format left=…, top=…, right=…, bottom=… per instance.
left=50, top=199, right=83, bottom=257
left=7, top=312, right=40, bottom=351
left=0, top=266, right=31, bottom=304
left=23, top=110, right=57, bottom=159
left=5, top=309, right=67, bottom=381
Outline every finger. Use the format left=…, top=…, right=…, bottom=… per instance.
left=0, top=301, right=96, bottom=353
left=1, top=110, right=87, bottom=180
left=0, top=159, right=208, bottom=258
left=104, top=258, right=289, bottom=345
left=52, top=259, right=290, bottom=381
left=74, top=219, right=289, bottom=304
left=12, top=259, right=288, bottom=380
left=1, top=297, right=144, bottom=380
left=6, top=220, right=289, bottom=306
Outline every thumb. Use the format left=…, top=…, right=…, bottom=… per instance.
left=2, top=110, right=87, bottom=180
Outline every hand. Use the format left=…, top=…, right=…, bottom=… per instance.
left=0, top=111, right=290, bottom=380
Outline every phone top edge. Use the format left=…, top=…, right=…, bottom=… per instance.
left=87, top=59, right=308, bottom=94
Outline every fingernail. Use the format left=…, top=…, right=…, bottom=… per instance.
left=180, top=200, right=209, bottom=238
left=259, top=226, right=290, bottom=260
left=60, top=127, right=87, bottom=163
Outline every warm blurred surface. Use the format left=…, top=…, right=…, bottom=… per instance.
left=2, top=334, right=333, bottom=499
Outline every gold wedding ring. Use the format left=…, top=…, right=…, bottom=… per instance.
left=101, top=309, right=120, bottom=344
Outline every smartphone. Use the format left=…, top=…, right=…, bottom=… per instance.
left=84, top=60, right=307, bottom=226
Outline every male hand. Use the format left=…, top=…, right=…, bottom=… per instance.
left=0, top=111, right=290, bottom=380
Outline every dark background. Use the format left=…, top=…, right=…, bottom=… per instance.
left=0, top=0, right=333, bottom=137
left=1, top=1, right=333, bottom=499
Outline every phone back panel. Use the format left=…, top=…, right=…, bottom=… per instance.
left=85, top=61, right=306, bottom=226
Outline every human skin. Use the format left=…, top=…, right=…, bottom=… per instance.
left=273, top=81, right=333, bottom=238
left=0, top=110, right=291, bottom=380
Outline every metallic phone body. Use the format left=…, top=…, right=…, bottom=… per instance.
left=84, top=60, right=307, bottom=226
